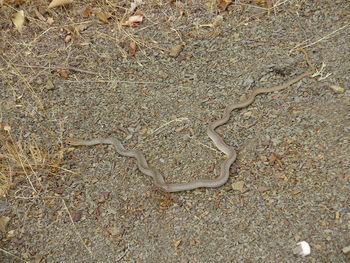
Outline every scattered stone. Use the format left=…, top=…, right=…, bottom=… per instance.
left=293, top=241, right=311, bottom=257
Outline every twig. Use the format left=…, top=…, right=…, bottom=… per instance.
left=297, top=48, right=316, bottom=72
left=116, top=245, right=129, bottom=262
left=312, top=62, right=332, bottom=80
left=296, top=48, right=331, bottom=80
left=62, top=199, right=93, bottom=256
left=192, top=138, right=221, bottom=154
left=13, top=64, right=109, bottom=77
left=153, top=117, right=190, bottom=135
left=294, top=24, right=349, bottom=50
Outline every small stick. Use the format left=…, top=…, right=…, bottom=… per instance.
left=62, top=199, right=93, bottom=256
left=13, top=64, right=109, bottom=77
left=294, top=24, right=349, bottom=50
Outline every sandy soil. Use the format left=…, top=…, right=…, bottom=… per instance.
left=1, top=1, right=349, bottom=262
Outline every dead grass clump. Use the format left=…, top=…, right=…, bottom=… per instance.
left=0, top=123, right=64, bottom=198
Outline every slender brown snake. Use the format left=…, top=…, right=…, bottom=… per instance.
left=67, top=70, right=314, bottom=192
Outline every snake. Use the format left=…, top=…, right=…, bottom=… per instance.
left=67, top=70, right=313, bottom=192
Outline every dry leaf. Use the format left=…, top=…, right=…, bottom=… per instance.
left=74, top=24, right=88, bottom=35
left=48, top=0, right=73, bottom=9
left=169, top=43, right=184, bottom=57
left=47, top=17, right=54, bottom=25
left=129, top=41, right=137, bottom=56
left=82, top=5, right=91, bottom=18
left=12, top=10, right=25, bottom=32
left=291, top=189, right=301, bottom=195
left=3, top=123, right=11, bottom=132
left=94, top=11, right=111, bottom=23
left=217, top=0, right=232, bottom=10
left=335, top=211, right=340, bottom=219
left=175, top=126, right=184, bottom=132
left=58, top=70, right=69, bottom=79
left=122, top=13, right=143, bottom=26
left=268, top=153, right=282, bottom=166
left=90, top=178, right=99, bottom=184
left=0, top=216, right=10, bottom=232
left=64, top=35, right=71, bottom=42
left=173, top=240, right=181, bottom=248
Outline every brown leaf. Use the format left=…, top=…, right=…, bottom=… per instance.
left=82, top=5, right=91, bottom=18
left=94, top=11, right=111, bottom=23
left=268, top=153, right=277, bottom=165
left=0, top=216, right=10, bottom=232
left=58, top=70, right=69, bottom=79
left=129, top=41, right=137, bottom=56
left=48, top=0, right=73, bottom=9
left=173, top=239, right=181, bottom=248
left=90, top=178, right=99, bottom=184
left=291, top=189, right=301, bottom=195
left=268, top=152, right=282, bottom=166
left=217, top=0, right=232, bottom=10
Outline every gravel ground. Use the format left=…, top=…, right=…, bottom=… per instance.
left=1, top=1, right=350, bottom=262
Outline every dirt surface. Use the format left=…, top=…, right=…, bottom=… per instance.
left=1, top=0, right=350, bottom=262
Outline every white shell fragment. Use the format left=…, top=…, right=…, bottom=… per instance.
left=293, top=241, right=311, bottom=257
left=342, top=245, right=350, bottom=254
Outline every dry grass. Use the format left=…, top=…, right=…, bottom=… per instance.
left=0, top=122, right=67, bottom=199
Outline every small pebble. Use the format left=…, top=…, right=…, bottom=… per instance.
left=293, top=241, right=311, bottom=257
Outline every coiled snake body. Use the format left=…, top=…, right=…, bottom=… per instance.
left=67, top=71, right=313, bottom=192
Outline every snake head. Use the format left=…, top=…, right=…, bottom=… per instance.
left=65, top=138, right=83, bottom=146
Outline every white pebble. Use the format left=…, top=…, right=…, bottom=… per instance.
left=293, top=241, right=311, bottom=257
